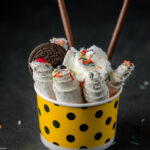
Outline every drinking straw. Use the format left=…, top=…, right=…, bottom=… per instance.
left=107, top=0, right=131, bottom=61
left=57, top=0, right=75, bottom=47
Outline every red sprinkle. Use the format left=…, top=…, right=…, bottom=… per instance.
left=83, top=60, right=89, bottom=64
left=54, top=72, right=61, bottom=78
left=83, top=60, right=94, bottom=64
left=90, top=60, right=94, bottom=64
left=60, top=69, right=65, bottom=71
left=58, top=75, right=63, bottom=78
left=81, top=49, right=87, bottom=55
left=80, top=79, right=85, bottom=87
left=69, top=72, right=74, bottom=80
left=35, top=58, right=47, bottom=63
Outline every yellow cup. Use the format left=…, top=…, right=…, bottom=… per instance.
left=34, top=86, right=122, bottom=150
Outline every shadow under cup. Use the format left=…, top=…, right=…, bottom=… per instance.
left=34, top=86, right=123, bottom=150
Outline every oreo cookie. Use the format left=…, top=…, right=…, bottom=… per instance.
left=28, top=42, right=66, bottom=75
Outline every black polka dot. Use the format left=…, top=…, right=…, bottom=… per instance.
left=67, top=112, right=76, bottom=120
left=44, top=126, right=49, bottom=134
left=81, top=107, right=88, bottom=109
left=113, top=122, right=116, bottom=130
left=106, top=117, right=112, bottom=125
left=105, top=138, right=110, bottom=143
left=54, top=104, right=59, bottom=106
left=114, top=100, right=118, bottom=109
left=95, top=110, right=103, bottom=118
left=53, top=120, right=60, bottom=128
left=53, top=142, right=59, bottom=146
left=66, top=135, right=75, bottom=142
left=44, top=104, right=49, bottom=112
left=79, top=124, right=88, bottom=132
left=38, top=108, right=41, bottom=116
left=80, top=146, right=88, bottom=149
left=94, top=132, right=102, bottom=140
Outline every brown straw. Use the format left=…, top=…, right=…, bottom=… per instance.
left=107, top=0, right=131, bottom=61
left=57, top=0, right=75, bottom=47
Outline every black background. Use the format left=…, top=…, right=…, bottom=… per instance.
left=0, top=0, right=150, bottom=149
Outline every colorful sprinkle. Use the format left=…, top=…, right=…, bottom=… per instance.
left=55, top=40, right=65, bottom=46
left=80, top=79, right=86, bottom=87
left=80, top=49, right=87, bottom=55
left=52, top=37, right=65, bottom=46
left=69, top=72, right=74, bottom=80
left=114, top=73, right=119, bottom=77
left=83, top=53, right=94, bottom=64
left=78, top=53, right=86, bottom=59
left=60, top=69, right=65, bottom=71
left=98, top=66, right=102, bottom=70
left=43, top=63, right=53, bottom=70
left=53, top=72, right=61, bottom=78
left=83, top=60, right=94, bottom=64
left=57, top=75, right=63, bottom=78
left=68, top=51, right=73, bottom=55
left=123, top=60, right=131, bottom=67
left=35, top=58, right=47, bottom=63
left=70, top=69, right=77, bottom=75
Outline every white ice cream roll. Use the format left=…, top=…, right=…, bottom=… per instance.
left=116, top=61, right=135, bottom=80
left=83, top=71, right=109, bottom=103
left=53, top=66, right=84, bottom=104
left=106, top=60, right=135, bottom=96
left=30, top=60, right=55, bottom=99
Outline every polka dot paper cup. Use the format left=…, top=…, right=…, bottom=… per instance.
left=34, top=85, right=122, bottom=150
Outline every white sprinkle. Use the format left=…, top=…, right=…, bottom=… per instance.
left=18, top=120, right=21, bottom=125
left=141, top=118, right=145, bottom=123
left=144, top=81, right=149, bottom=86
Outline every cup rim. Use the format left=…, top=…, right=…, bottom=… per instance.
left=34, top=85, right=123, bottom=108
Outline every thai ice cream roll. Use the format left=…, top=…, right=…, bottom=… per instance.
left=30, top=58, right=55, bottom=99
left=106, top=60, right=135, bottom=96
left=53, top=65, right=84, bottom=104
left=83, top=71, right=109, bottom=103
left=116, top=60, right=135, bottom=80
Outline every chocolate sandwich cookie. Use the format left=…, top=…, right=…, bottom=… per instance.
left=28, top=42, right=67, bottom=75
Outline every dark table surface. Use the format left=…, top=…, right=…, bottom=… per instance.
left=0, top=0, right=150, bottom=149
